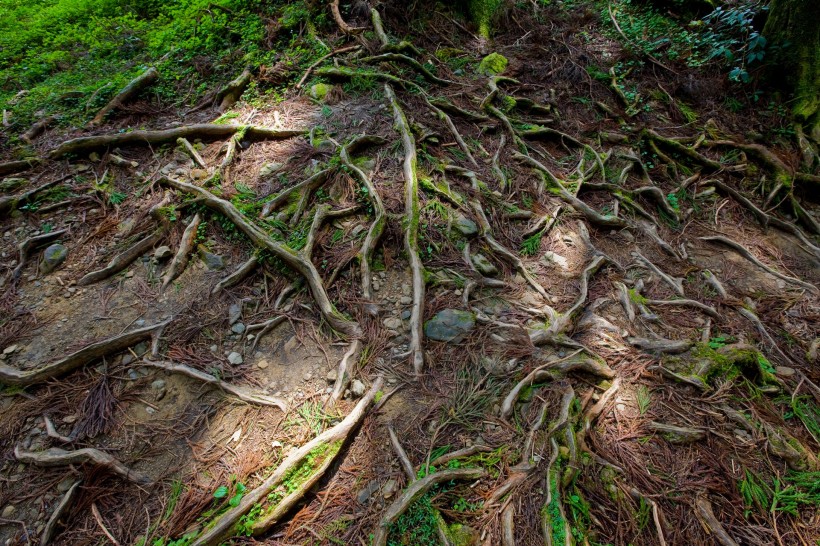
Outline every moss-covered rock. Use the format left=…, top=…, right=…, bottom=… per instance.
left=478, top=52, right=508, bottom=76
left=309, top=83, right=334, bottom=101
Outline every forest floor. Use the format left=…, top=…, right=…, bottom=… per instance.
left=1, top=1, right=819, bottom=545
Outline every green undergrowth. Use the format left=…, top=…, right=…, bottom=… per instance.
left=739, top=468, right=820, bottom=517
left=0, top=0, right=331, bottom=133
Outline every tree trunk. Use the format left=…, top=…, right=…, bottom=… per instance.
left=763, top=0, right=820, bottom=141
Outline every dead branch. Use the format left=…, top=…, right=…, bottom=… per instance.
left=694, top=495, right=740, bottom=546
left=21, top=115, right=58, bottom=143
left=15, top=445, right=150, bottom=484
left=647, top=421, right=706, bottom=444
left=41, top=479, right=80, bottom=545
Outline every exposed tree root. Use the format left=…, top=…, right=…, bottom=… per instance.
left=643, top=298, right=719, bottom=319
left=40, top=479, right=80, bottom=545
left=0, top=158, right=43, bottom=176
left=248, top=316, right=287, bottom=353
left=647, top=421, right=706, bottom=444
left=90, top=66, right=159, bottom=126
left=628, top=336, right=693, bottom=354
left=21, top=115, right=58, bottom=144
left=362, top=53, right=450, bottom=86
left=330, top=339, right=360, bottom=401
left=10, top=229, right=68, bottom=282
left=0, top=319, right=171, bottom=386
left=330, top=0, right=365, bottom=34
left=14, top=445, right=150, bottom=484
left=700, top=235, right=817, bottom=292
left=297, top=45, right=361, bottom=89
left=188, top=377, right=383, bottom=545
left=43, top=415, right=75, bottom=444
left=139, top=359, right=286, bottom=409
left=260, top=168, right=331, bottom=218
left=50, top=124, right=304, bottom=159
left=78, top=228, right=166, bottom=286
left=645, top=129, right=723, bottom=171
left=385, top=83, right=425, bottom=373
left=694, top=494, right=740, bottom=546
left=423, top=95, right=478, bottom=167
left=216, top=66, right=253, bottom=112
left=371, top=467, right=486, bottom=546
left=633, top=250, right=685, bottom=296
left=0, top=174, right=72, bottom=216
left=211, top=256, right=257, bottom=295
left=177, top=137, right=208, bottom=169
left=159, top=177, right=360, bottom=336
left=161, top=213, right=201, bottom=292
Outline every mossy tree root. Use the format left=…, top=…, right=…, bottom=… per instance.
left=0, top=319, right=171, bottom=386
left=370, top=467, right=487, bottom=546
left=89, top=66, right=159, bottom=126
left=385, top=83, right=425, bottom=374
left=0, top=173, right=72, bottom=217
left=159, top=177, right=361, bottom=337
left=189, top=376, right=383, bottom=546
left=14, top=445, right=151, bottom=484
left=216, top=66, right=253, bottom=112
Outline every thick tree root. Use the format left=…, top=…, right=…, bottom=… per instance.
left=700, top=235, right=817, bottom=292
left=14, top=445, right=151, bottom=484
left=0, top=174, right=72, bottom=217
left=50, top=124, right=304, bottom=159
left=0, top=158, right=43, bottom=176
left=188, top=377, right=383, bottom=545
left=386, top=83, right=425, bottom=373
left=21, top=115, right=58, bottom=144
left=139, top=359, right=286, bottom=409
left=90, top=67, right=159, bottom=126
left=628, top=336, right=693, bottom=354
left=643, top=298, right=719, bottom=319
left=78, top=229, right=165, bottom=286
left=0, top=319, right=171, bottom=386
left=330, top=0, right=365, bottom=34
left=40, top=479, right=81, bottom=545
left=159, top=177, right=360, bottom=336
left=161, top=213, right=201, bottom=292
left=371, top=467, right=486, bottom=546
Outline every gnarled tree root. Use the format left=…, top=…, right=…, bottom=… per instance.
left=90, top=67, right=159, bottom=126
left=50, top=124, right=304, bottom=159
left=211, top=256, right=257, bottom=295
left=161, top=213, right=201, bottom=292
left=386, top=83, right=425, bottom=373
left=14, top=445, right=150, bottom=484
left=158, top=177, right=360, bottom=336
left=139, top=359, right=286, bottom=410
left=188, top=376, right=383, bottom=546
left=0, top=319, right=171, bottom=386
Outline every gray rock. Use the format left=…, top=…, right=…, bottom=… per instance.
left=153, top=246, right=173, bottom=260
left=350, top=379, right=366, bottom=397
left=453, top=213, right=478, bottom=236
left=1, top=505, right=16, bottom=518
left=775, top=366, right=795, bottom=377
left=471, top=253, right=498, bottom=276
left=231, top=322, right=246, bottom=335
left=401, top=310, right=411, bottom=320
left=151, top=379, right=166, bottom=390
left=41, top=244, right=68, bottom=274
left=383, top=478, right=398, bottom=498
left=357, top=480, right=380, bottom=504
left=399, top=296, right=413, bottom=305
left=227, top=352, right=243, bottom=365
left=228, top=303, right=242, bottom=325
left=57, top=476, right=76, bottom=493
left=424, top=309, right=475, bottom=342
left=199, top=247, right=225, bottom=270
left=383, top=317, right=402, bottom=330
left=326, top=369, right=338, bottom=382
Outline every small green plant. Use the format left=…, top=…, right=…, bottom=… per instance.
left=520, top=232, right=542, bottom=256
left=636, top=385, right=651, bottom=416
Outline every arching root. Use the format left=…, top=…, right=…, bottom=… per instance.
left=90, top=66, right=158, bottom=126
left=14, top=445, right=150, bottom=484
left=161, top=213, right=201, bottom=292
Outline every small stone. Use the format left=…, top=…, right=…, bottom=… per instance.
left=775, top=366, right=795, bottom=377
left=271, top=440, right=283, bottom=448
left=401, top=283, right=411, bottom=296
left=151, top=380, right=166, bottom=391
left=399, top=296, right=412, bottom=305
left=401, top=310, right=411, bottom=320
left=284, top=336, right=299, bottom=355
left=471, top=254, right=498, bottom=276
left=383, top=479, right=398, bottom=498
left=228, top=303, right=242, bottom=325
left=227, top=352, right=243, bottom=365
left=41, top=244, right=68, bottom=274
left=57, top=476, right=76, bottom=493
left=372, top=281, right=381, bottom=291
left=153, top=246, right=173, bottom=260
left=145, top=406, right=157, bottom=415
left=3, top=345, right=17, bottom=355
left=1, top=505, right=16, bottom=518
left=326, top=369, right=338, bottom=382
left=383, top=317, right=402, bottom=330
left=303, top=372, right=313, bottom=381
left=453, top=213, right=478, bottom=236
left=231, top=322, right=246, bottom=335
left=357, top=480, right=380, bottom=504
left=350, top=380, right=366, bottom=397
left=190, top=169, right=209, bottom=180
left=62, top=415, right=77, bottom=424
left=257, top=359, right=270, bottom=369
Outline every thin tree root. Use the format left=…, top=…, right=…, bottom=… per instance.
left=43, top=415, right=75, bottom=444
left=177, top=137, right=208, bottom=169
left=700, top=235, right=817, bottom=292
left=330, top=339, right=361, bottom=401
left=139, top=359, right=286, bottom=409
left=14, top=445, right=151, bottom=484
left=694, top=494, right=740, bottom=546
left=0, top=319, right=171, bottom=386
left=633, top=250, right=685, bottom=296
left=188, top=377, right=383, bottom=545
left=362, top=53, right=451, bottom=86
left=260, top=168, right=332, bottom=218
left=248, top=316, right=287, bottom=353
left=90, top=67, right=159, bottom=126
left=423, top=95, right=478, bottom=167
left=161, top=213, right=201, bottom=292
left=371, top=467, right=487, bottom=546
left=21, top=115, right=58, bottom=144
left=211, top=256, right=258, bottom=295
left=386, top=83, right=425, bottom=373
left=159, top=177, right=360, bottom=336
left=40, top=479, right=81, bottom=545
left=643, top=298, right=719, bottom=319
left=647, top=421, right=706, bottom=444
left=50, top=124, right=304, bottom=159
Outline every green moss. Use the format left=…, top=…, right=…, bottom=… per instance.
left=469, top=0, right=504, bottom=39
left=309, top=82, right=334, bottom=101
left=478, top=52, right=508, bottom=76
left=542, top=474, right=566, bottom=545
